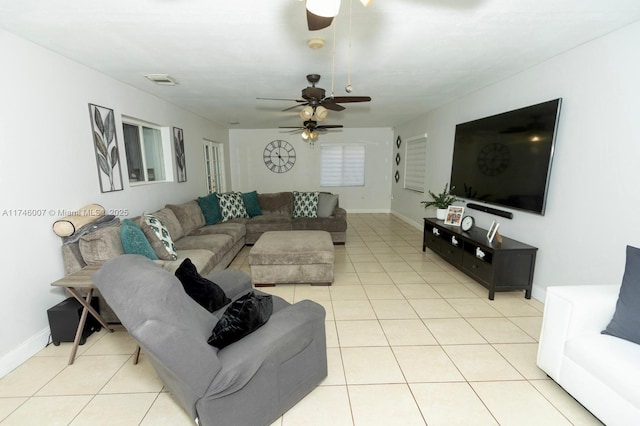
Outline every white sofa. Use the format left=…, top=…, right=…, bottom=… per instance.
left=537, top=285, right=640, bottom=425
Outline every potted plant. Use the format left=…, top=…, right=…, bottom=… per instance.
left=421, top=183, right=458, bottom=220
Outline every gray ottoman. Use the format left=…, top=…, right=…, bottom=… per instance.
left=249, top=230, right=335, bottom=286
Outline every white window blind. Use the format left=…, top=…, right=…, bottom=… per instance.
left=320, top=144, right=365, bottom=187
left=404, top=135, right=427, bottom=192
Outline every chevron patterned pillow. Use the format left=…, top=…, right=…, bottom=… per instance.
left=293, top=191, right=319, bottom=218
left=217, top=192, right=249, bottom=222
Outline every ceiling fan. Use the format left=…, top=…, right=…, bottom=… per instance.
left=258, top=74, right=371, bottom=113
left=279, top=119, right=343, bottom=143
left=305, top=0, right=374, bottom=31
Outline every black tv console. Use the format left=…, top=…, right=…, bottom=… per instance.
left=422, top=218, right=537, bottom=300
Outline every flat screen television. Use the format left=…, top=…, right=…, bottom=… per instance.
left=449, top=98, right=562, bottom=216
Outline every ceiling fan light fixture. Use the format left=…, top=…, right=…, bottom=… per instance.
left=300, top=106, right=314, bottom=120
left=360, top=0, right=373, bottom=6
left=306, top=0, right=341, bottom=18
left=314, top=106, right=328, bottom=121
left=301, top=129, right=311, bottom=140
left=310, top=131, right=319, bottom=141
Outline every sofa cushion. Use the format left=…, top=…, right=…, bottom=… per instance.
left=242, top=191, right=262, bottom=217
left=246, top=214, right=292, bottom=234
left=120, top=219, right=158, bottom=260
left=217, top=192, right=249, bottom=222
left=257, top=192, right=293, bottom=215
left=193, top=222, right=247, bottom=242
left=317, top=193, right=339, bottom=218
left=197, top=192, right=223, bottom=225
left=602, top=245, right=640, bottom=345
left=79, top=225, right=124, bottom=265
left=141, top=213, right=178, bottom=260
left=175, top=234, right=235, bottom=266
left=207, top=291, right=273, bottom=349
left=156, top=249, right=217, bottom=275
left=292, top=216, right=347, bottom=233
left=175, top=258, right=231, bottom=313
left=167, top=201, right=205, bottom=236
left=293, top=191, right=319, bottom=218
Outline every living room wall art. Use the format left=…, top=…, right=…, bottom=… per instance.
left=88, top=103, right=123, bottom=193
left=173, top=127, right=187, bottom=182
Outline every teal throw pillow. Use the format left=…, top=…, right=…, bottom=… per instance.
left=242, top=191, right=262, bottom=217
left=120, top=219, right=158, bottom=260
left=197, top=192, right=222, bottom=225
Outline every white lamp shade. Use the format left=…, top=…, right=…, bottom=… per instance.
left=301, top=129, right=310, bottom=140
left=300, top=106, right=314, bottom=120
left=307, top=0, right=341, bottom=18
left=310, top=131, right=319, bottom=141
left=360, top=0, right=373, bottom=6
left=314, top=106, right=328, bottom=121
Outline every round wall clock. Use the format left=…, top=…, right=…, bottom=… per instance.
left=263, top=140, right=296, bottom=173
left=477, top=142, right=510, bottom=176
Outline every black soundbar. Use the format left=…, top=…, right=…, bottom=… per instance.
left=466, top=203, right=513, bottom=219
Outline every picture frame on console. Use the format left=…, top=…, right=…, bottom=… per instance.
left=487, top=220, right=500, bottom=243
left=444, top=206, right=464, bottom=226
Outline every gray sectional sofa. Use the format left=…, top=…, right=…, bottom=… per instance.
left=60, top=191, right=346, bottom=322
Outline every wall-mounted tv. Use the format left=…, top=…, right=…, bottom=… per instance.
left=449, top=98, right=562, bottom=216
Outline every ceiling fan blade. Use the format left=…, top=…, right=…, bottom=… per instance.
left=257, top=97, right=306, bottom=102
left=282, top=102, right=309, bottom=112
left=279, top=126, right=304, bottom=129
left=321, top=99, right=346, bottom=111
left=306, top=9, right=334, bottom=31
left=331, top=96, right=372, bottom=103
left=318, top=125, right=344, bottom=129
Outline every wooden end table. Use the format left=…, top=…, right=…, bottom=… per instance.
left=51, top=265, right=113, bottom=365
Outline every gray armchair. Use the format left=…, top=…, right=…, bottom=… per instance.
left=93, top=255, right=327, bottom=426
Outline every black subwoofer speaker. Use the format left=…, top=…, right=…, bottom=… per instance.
left=47, top=297, right=101, bottom=346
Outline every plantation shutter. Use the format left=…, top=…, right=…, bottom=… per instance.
left=320, top=144, right=365, bottom=187
left=404, top=134, right=427, bottom=192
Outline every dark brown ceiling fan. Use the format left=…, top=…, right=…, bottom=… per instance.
left=280, top=119, right=343, bottom=133
left=257, top=74, right=371, bottom=113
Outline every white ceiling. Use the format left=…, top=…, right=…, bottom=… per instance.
left=1, top=0, right=639, bottom=130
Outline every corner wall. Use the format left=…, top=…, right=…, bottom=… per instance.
left=391, top=21, right=640, bottom=301
left=0, top=29, right=228, bottom=376
left=229, top=128, right=393, bottom=212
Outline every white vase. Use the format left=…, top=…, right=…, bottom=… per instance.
left=436, top=208, right=447, bottom=220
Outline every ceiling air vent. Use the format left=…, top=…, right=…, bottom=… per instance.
left=144, top=74, right=177, bottom=86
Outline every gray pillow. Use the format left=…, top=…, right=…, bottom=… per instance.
left=602, top=245, right=640, bottom=345
left=317, top=193, right=338, bottom=218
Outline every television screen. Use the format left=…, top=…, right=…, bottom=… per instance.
left=449, top=98, right=562, bottom=215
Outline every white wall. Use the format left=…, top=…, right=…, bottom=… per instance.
left=392, top=21, right=640, bottom=301
left=229, top=128, right=393, bottom=212
left=0, top=29, right=229, bottom=376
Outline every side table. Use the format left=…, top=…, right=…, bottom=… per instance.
left=51, top=265, right=113, bottom=364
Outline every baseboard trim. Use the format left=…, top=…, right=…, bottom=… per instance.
left=390, top=210, right=422, bottom=230
left=0, top=327, right=50, bottom=378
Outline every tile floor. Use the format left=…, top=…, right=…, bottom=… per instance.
left=0, top=214, right=602, bottom=425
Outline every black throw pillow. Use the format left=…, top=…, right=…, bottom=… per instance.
left=207, top=291, right=273, bottom=349
left=175, top=258, right=231, bottom=312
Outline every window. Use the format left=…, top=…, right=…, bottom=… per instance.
left=122, top=120, right=167, bottom=183
left=203, top=140, right=226, bottom=194
left=404, top=134, right=427, bottom=192
left=320, top=144, right=365, bottom=187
